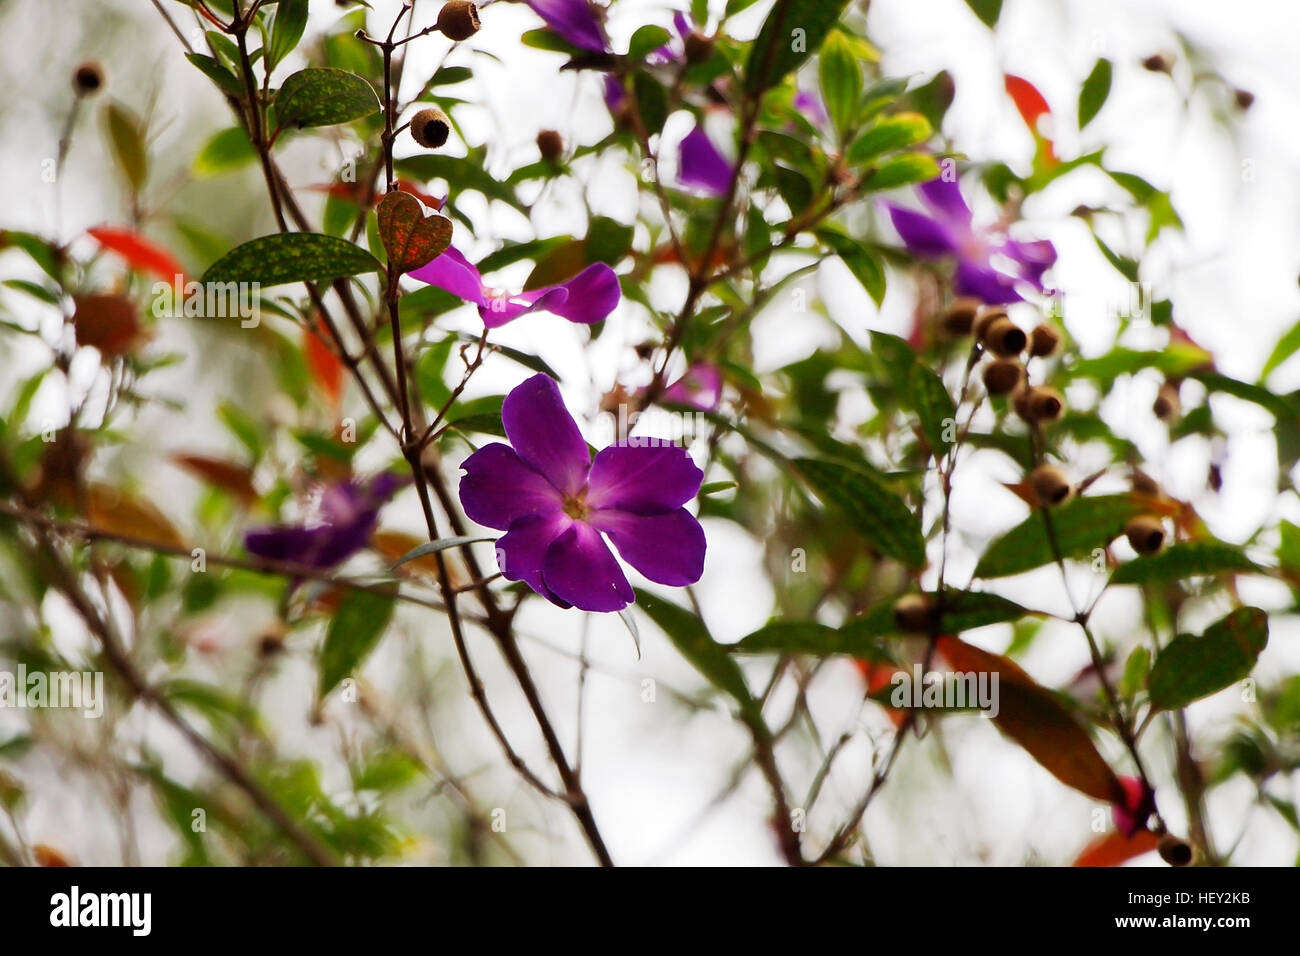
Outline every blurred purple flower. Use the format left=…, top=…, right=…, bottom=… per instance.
left=459, top=374, right=706, bottom=612
left=524, top=0, right=609, bottom=52
left=884, top=177, right=1057, bottom=304
left=793, top=89, right=829, bottom=129
left=661, top=363, right=722, bottom=411
left=245, top=473, right=404, bottom=569
left=410, top=246, right=620, bottom=329
left=677, top=125, right=734, bottom=197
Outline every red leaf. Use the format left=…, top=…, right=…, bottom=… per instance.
left=73, top=293, right=148, bottom=356
left=853, top=659, right=909, bottom=728
left=937, top=635, right=1125, bottom=803
left=87, top=226, right=186, bottom=283
left=304, top=322, right=344, bottom=405
left=1004, top=74, right=1057, bottom=165
left=1073, top=829, right=1161, bottom=867
left=375, top=190, right=453, bottom=273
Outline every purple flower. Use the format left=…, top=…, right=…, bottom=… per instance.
left=661, top=363, right=722, bottom=411
left=677, top=124, right=735, bottom=197
left=793, top=89, right=829, bottom=129
left=884, top=177, right=1057, bottom=304
left=524, top=0, right=609, bottom=53
left=459, top=374, right=706, bottom=612
left=245, top=473, right=404, bottom=569
left=409, top=246, right=621, bottom=329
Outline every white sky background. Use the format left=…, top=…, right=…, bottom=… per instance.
left=0, top=0, right=1298, bottom=864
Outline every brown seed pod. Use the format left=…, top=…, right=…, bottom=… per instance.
left=983, top=317, right=1027, bottom=357
left=893, top=593, right=935, bottom=634
left=536, top=128, right=564, bottom=162
left=1153, top=380, right=1180, bottom=420
left=684, top=30, right=715, bottom=63
left=73, top=61, right=105, bottom=96
left=941, top=296, right=981, bottom=336
left=1142, top=52, right=1174, bottom=73
left=1124, top=515, right=1166, bottom=554
left=1028, top=324, right=1061, bottom=357
left=1029, top=464, right=1073, bottom=507
left=1157, top=835, right=1193, bottom=867
left=1130, top=470, right=1160, bottom=497
left=972, top=306, right=1007, bottom=341
left=1025, top=385, right=1065, bottom=423
left=410, top=108, right=451, bottom=149
left=436, top=1, right=481, bottom=42
left=1234, top=88, right=1255, bottom=110
left=982, top=358, right=1023, bottom=397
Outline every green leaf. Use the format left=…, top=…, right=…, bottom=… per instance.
left=202, top=233, right=381, bottom=288
left=193, top=126, right=257, bottom=177
left=963, top=0, right=1002, bottom=28
left=1148, top=607, right=1269, bottom=711
left=794, top=458, right=926, bottom=568
left=818, top=30, right=862, bottom=138
left=318, top=585, right=397, bottom=698
left=267, top=0, right=309, bottom=72
left=274, top=68, right=380, bottom=129
left=744, top=0, right=851, bottom=95
left=1077, top=58, right=1112, bottom=129
left=104, top=102, right=148, bottom=194
left=185, top=53, right=244, bottom=97
left=863, top=153, right=941, bottom=191
left=846, top=112, right=932, bottom=166
left=1262, top=316, right=1300, bottom=381
left=1110, top=542, right=1258, bottom=586
left=628, top=24, right=671, bottom=60
left=907, top=362, right=955, bottom=458
left=390, top=536, right=494, bottom=570
left=974, top=495, right=1146, bottom=579
left=634, top=590, right=755, bottom=710
left=733, top=620, right=892, bottom=661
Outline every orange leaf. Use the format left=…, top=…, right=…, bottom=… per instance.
left=171, top=454, right=258, bottom=505
left=1004, top=74, right=1057, bottom=165
left=73, top=293, right=149, bottom=357
left=1073, top=829, right=1160, bottom=867
left=853, top=659, right=909, bottom=728
left=937, top=635, right=1125, bottom=803
left=87, top=226, right=186, bottom=283
left=88, top=483, right=184, bottom=548
left=304, top=322, right=345, bottom=405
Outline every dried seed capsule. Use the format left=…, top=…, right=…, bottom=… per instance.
left=1153, top=380, right=1180, bottom=420
left=983, top=358, right=1023, bottom=397
left=410, top=108, right=451, bottom=149
left=893, top=593, right=935, bottom=634
left=73, top=61, right=105, bottom=96
left=1124, top=516, right=1166, bottom=554
left=437, top=1, right=481, bottom=42
left=983, top=317, right=1027, bottom=357
left=1157, top=835, right=1193, bottom=867
left=684, top=30, right=715, bottom=63
left=1028, top=323, right=1061, bottom=357
left=1029, top=464, right=1073, bottom=506
left=1234, top=88, right=1254, bottom=110
left=941, top=296, right=981, bottom=336
left=972, top=306, right=1007, bottom=341
left=536, top=128, right=564, bottom=162
left=1025, top=385, right=1065, bottom=423
left=1142, top=52, right=1174, bottom=73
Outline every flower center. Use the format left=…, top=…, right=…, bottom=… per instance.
left=562, top=492, right=589, bottom=521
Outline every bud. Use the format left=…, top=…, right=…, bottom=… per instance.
left=893, top=593, right=935, bottom=634
left=410, top=108, right=451, bottom=149
left=941, top=296, right=981, bottom=336
left=536, top=128, right=564, bottom=163
left=1142, top=52, right=1174, bottom=74
left=1153, top=380, right=1180, bottom=420
left=1025, top=386, right=1065, bottom=423
left=684, top=30, right=714, bottom=63
left=1124, top=515, right=1166, bottom=554
left=1157, top=835, right=1193, bottom=867
left=73, top=61, right=105, bottom=96
left=436, top=1, right=481, bottom=42
left=983, top=317, right=1027, bottom=357
left=972, top=306, right=1007, bottom=342
left=1029, top=464, right=1073, bottom=507
left=1233, top=88, right=1254, bottom=111
left=982, top=358, right=1023, bottom=397
left=1028, top=323, right=1061, bottom=357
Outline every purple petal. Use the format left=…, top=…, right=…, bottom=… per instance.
left=525, top=0, right=608, bottom=53
left=244, top=521, right=370, bottom=569
left=918, top=177, right=973, bottom=228
left=661, top=363, right=722, bottom=411
left=885, top=205, right=959, bottom=258
left=545, top=263, right=621, bottom=324
left=409, top=246, right=487, bottom=307
left=541, top=522, right=634, bottom=612
left=954, top=259, right=1023, bottom=305
left=496, top=511, right=574, bottom=607
left=590, top=508, right=706, bottom=587
left=1001, top=237, right=1057, bottom=287
left=501, top=374, right=591, bottom=496
left=603, top=75, right=627, bottom=114
left=459, top=443, right=564, bottom=531
left=793, top=90, right=830, bottom=129
left=586, top=443, right=703, bottom=512
left=677, top=125, right=734, bottom=197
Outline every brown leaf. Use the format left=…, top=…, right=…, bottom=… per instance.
left=376, top=190, right=452, bottom=273
left=88, top=483, right=183, bottom=548
left=73, top=293, right=148, bottom=356
left=171, top=454, right=258, bottom=505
